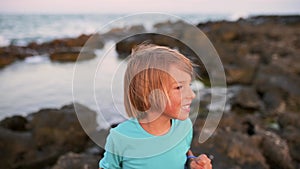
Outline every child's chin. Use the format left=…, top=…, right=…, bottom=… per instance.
left=176, top=114, right=189, bottom=120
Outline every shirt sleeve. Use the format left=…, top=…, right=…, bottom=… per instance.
left=99, top=151, right=122, bottom=169
left=99, top=130, right=122, bottom=169
left=185, top=118, right=193, bottom=150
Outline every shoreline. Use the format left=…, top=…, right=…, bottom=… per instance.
left=0, top=15, right=299, bottom=169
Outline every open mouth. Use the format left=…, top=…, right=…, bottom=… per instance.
left=181, top=104, right=191, bottom=112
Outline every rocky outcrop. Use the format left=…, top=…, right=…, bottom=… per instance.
left=0, top=103, right=101, bottom=169
left=192, top=15, right=299, bottom=169
left=0, top=34, right=104, bottom=67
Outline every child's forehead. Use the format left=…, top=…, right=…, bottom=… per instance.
left=167, top=65, right=192, bottom=83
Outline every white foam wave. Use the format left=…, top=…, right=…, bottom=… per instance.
left=0, top=35, right=10, bottom=47
left=228, top=12, right=249, bottom=21
left=24, top=55, right=50, bottom=64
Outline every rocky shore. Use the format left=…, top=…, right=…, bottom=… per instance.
left=0, top=15, right=299, bottom=169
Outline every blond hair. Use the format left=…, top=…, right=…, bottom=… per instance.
left=124, top=44, right=193, bottom=118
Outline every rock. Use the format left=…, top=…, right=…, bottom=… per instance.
left=0, top=127, right=36, bottom=169
left=0, top=115, right=28, bottom=131
left=221, top=30, right=239, bottom=42
left=278, top=112, right=300, bottom=165
left=1, top=15, right=299, bottom=169
left=115, top=33, right=182, bottom=58
left=115, top=33, right=201, bottom=65
left=43, top=34, right=91, bottom=49
left=115, top=33, right=152, bottom=58
left=102, top=25, right=146, bottom=40
left=84, top=33, right=105, bottom=50
left=0, top=53, right=16, bottom=68
left=0, top=103, right=100, bottom=169
left=262, top=91, right=286, bottom=114
left=50, top=49, right=96, bottom=62
left=44, top=34, right=103, bottom=62
left=278, top=112, right=300, bottom=129
left=224, top=53, right=260, bottom=85
left=247, top=15, right=300, bottom=25
left=280, top=127, right=300, bottom=165
left=0, top=33, right=105, bottom=67
left=260, top=130, right=294, bottom=169
left=192, top=113, right=268, bottom=169
left=0, top=46, right=37, bottom=68
left=232, top=86, right=263, bottom=111
left=254, top=65, right=300, bottom=112
left=191, top=128, right=268, bottom=169
left=51, top=152, right=99, bottom=169
left=28, top=104, right=90, bottom=151
left=28, top=34, right=104, bottom=54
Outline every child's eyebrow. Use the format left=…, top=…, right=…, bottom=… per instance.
left=172, top=80, right=191, bottom=84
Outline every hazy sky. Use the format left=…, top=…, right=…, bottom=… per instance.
left=0, top=0, right=299, bottom=14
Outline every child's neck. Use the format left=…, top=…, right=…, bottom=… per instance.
left=139, top=115, right=172, bottom=136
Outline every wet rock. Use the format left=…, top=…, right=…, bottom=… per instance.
left=0, top=46, right=37, bottom=68
left=50, top=49, right=96, bottom=62
left=1, top=33, right=105, bottom=67
left=42, top=34, right=92, bottom=49
left=3, top=46, right=38, bottom=59
left=51, top=152, right=99, bottom=169
left=0, top=54, right=16, bottom=68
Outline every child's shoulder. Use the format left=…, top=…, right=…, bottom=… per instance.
left=109, top=118, right=144, bottom=137
left=113, top=118, right=136, bottom=130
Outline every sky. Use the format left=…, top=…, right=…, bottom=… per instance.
left=0, top=0, right=299, bottom=14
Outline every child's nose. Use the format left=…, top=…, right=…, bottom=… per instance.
left=187, top=87, right=196, bottom=100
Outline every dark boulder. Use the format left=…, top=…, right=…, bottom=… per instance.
left=0, top=115, right=28, bottom=131
left=0, top=103, right=98, bottom=169
left=51, top=152, right=99, bottom=169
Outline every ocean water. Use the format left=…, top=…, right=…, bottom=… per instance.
left=0, top=13, right=232, bottom=46
left=0, top=13, right=232, bottom=126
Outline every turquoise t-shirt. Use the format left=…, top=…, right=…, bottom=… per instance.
left=99, top=118, right=193, bottom=169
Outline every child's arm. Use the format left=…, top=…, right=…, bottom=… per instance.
left=186, top=150, right=212, bottom=169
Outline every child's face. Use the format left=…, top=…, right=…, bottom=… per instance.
left=163, top=65, right=196, bottom=120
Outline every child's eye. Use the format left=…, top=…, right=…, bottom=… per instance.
left=175, top=86, right=183, bottom=90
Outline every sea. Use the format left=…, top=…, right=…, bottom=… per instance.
left=0, top=13, right=239, bottom=128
